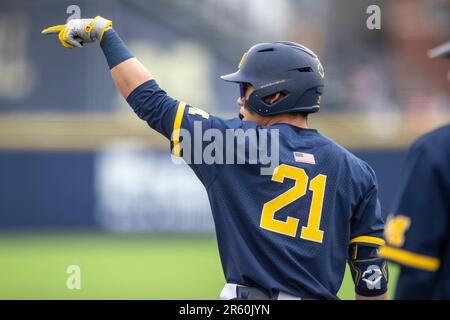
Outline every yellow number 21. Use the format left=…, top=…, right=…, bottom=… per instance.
left=260, top=164, right=327, bottom=243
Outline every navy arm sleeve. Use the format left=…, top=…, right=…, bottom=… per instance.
left=126, top=80, right=179, bottom=139
left=125, top=79, right=240, bottom=187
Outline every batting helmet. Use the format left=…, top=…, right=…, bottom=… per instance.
left=221, top=41, right=325, bottom=116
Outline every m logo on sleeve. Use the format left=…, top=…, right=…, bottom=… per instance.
left=384, top=215, right=411, bottom=247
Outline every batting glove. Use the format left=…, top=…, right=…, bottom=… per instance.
left=42, top=16, right=112, bottom=48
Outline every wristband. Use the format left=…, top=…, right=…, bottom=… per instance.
left=100, top=29, right=134, bottom=69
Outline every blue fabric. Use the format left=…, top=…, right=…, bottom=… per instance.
left=389, top=125, right=450, bottom=299
left=100, top=29, right=134, bottom=69
left=126, top=80, right=179, bottom=138
left=126, top=80, right=386, bottom=299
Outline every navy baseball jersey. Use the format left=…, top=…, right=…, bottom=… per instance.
left=127, top=80, right=386, bottom=299
left=380, top=125, right=450, bottom=299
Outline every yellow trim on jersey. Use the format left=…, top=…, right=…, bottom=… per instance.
left=172, top=101, right=186, bottom=157
left=349, top=236, right=385, bottom=246
left=379, top=246, right=440, bottom=272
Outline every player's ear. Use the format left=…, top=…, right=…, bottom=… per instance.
left=265, top=92, right=284, bottom=105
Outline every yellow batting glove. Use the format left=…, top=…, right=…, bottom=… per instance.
left=42, top=16, right=112, bottom=48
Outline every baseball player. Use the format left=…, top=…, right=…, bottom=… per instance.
left=379, top=41, right=450, bottom=299
left=42, top=16, right=389, bottom=300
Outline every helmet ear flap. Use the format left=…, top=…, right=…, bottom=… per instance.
left=247, top=83, right=291, bottom=114
left=261, top=90, right=289, bottom=106
left=292, top=87, right=323, bottom=112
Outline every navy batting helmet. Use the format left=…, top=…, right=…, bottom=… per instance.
left=221, top=41, right=325, bottom=116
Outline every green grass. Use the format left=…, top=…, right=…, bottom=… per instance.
left=0, top=233, right=398, bottom=299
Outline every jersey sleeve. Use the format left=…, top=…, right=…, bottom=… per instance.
left=126, top=80, right=180, bottom=139
left=126, top=79, right=240, bottom=186
left=349, top=164, right=386, bottom=248
left=379, top=140, right=445, bottom=275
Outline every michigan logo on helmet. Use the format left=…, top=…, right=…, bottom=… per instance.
left=221, top=41, right=325, bottom=116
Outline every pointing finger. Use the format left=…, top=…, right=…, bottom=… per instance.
left=41, top=25, right=66, bottom=35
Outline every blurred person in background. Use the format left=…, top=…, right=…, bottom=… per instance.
left=42, top=15, right=389, bottom=300
left=380, top=41, right=450, bottom=299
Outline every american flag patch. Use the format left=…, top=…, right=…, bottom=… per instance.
left=293, top=152, right=316, bottom=165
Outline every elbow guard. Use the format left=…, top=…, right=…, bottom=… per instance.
left=348, top=244, right=389, bottom=297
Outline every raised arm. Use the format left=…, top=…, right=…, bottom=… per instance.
left=43, top=16, right=188, bottom=136
left=110, top=58, right=153, bottom=98
left=42, top=15, right=233, bottom=188
left=98, top=27, right=154, bottom=98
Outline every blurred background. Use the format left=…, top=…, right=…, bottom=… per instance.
left=0, top=0, right=448, bottom=299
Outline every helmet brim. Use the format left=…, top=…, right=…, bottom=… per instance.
left=220, top=71, right=246, bottom=83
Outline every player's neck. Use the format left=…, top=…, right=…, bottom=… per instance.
left=265, top=114, right=308, bottom=129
